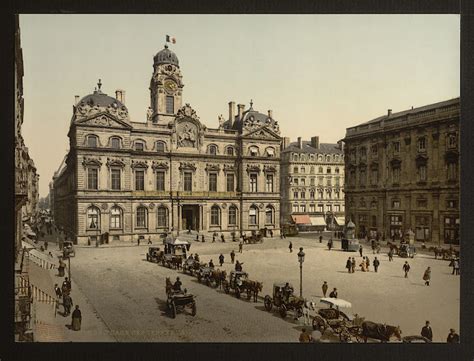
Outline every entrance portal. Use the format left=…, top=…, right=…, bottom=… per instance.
left=181, top=205, right=200, bottom=231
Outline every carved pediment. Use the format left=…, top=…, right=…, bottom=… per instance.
left=415, top=154, right=428, bottom=166
left=223, top=164, right=235, bottom=172
left=152, top=161, right=169, bottom=170
left=179, top=162, right=197, bottom=171
left=131, top=160, right=148, bottom=169
left=176, top=103, right=200, bottom=121
left=76, top=112, right=132, bottom=129
left=263, top=165, right=277, bottom=173
left=106, top=158, right=126, bottom=168
left=390, top=158, right=402, bottom=167
left=82, top=157, right=102, bottom=168
left=205, top=163, right=221, bottom=172
left=244, top=125, right=281, bottom=140
left=246, top=164, right=261, bottom=173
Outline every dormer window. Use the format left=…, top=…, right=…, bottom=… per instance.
left=209, top=145, right=217, bottom=155
left=226, top=147, right=234, bottom=156
left=249, top=146, right=259, bottom=156
left=135, top=141, right=144, bottom=151
left=266, top=148, right=275, bottom=157
left=156, top=141, right=165, bottom=152
left=87, top=135, right=98, bottom=148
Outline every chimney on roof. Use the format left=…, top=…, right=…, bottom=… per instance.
left=281, top=137, right=290, bottom=150
left=268, top=109, right=273, bottom=119
left=237, top=104, right=245, bottom=121
left=338, top=140, right=345, bottom=152
left=311, top=136, right=320, bottom=149
left=387, top=109, right=392, bottom=117
left=297, top=137, right=303, bottom=149
left=411, top=106, right=414, bottom=110
left=115, top=89, right=125, bottom=104
left=229, top=101, right=236, bottom=125
left=74, top=95, right=80, bottom=105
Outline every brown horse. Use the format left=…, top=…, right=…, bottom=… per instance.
left=387, top=242, right=399, bottom=253
left=361, top=321, right=402, bottom=342
left=242, top=280, right=263, bottom=302
left=210, top=269, right=227, bottom=289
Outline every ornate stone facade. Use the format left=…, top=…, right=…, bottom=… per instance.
left=280, top=137, right=345, bottom=231
left=342, top=98, right=460, bottom=245
left=53, top=46, right=281, bottom=244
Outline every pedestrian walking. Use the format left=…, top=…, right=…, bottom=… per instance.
left=58, top=261, right=65, bottom=277
left=319, top=235, right=323, bottom=243
left=230, top=250, right=235, bottom=264
left=371, top=239, right=376, bottom=254
left=454, top=258, right=460, bottom=275
left=373, top=257, right=380, bottom=272
left=351, top=257, right=356, bottom=273
left=232, top=233, right=236, bottom=242
left=421, top=321, right=433, bottom=341
left=403, top=261, right=411, bottom=278
left=447, top=328, right=460, bottom=343
left=235, top=260, right=243, bottom=272
left=221, top=234, right=225, bottom=243
left=327, top=238, right=333, bottom=251
left=209, top=259, right=215, bottom=268
left=329, top=288, right=338, bottom=298
left=322, top=281, right=328, bottom=297
left=388, top=248, right=394, bottom=262
left=269, top=229, right=273, bottom=238
left=289, top=241, right=293, bottom=253
left=345, top=258, right=352, bottom=273
left=212, top=235, right=216, bottom=243
left=365, top=256, right=370, bottom=271
left=44, top=241, right=48, bottom=250
left=423, top=267, right=431, bottom=286
left=239, top=241, right=243, bottom=253
left=219, top=253, right=225, bottom=267
left=299, top=328, right=312, bottom=343
left=62, top=294, right=73, bottom=316
left=54, top=284, right=62, bottom=299
left=359, top=245, right=363, bottom=257
left=137, top=237, right=140, bottom=246
left=71, top=305, right=82, bottom=331
left=201, top=235, right=205, bottom=243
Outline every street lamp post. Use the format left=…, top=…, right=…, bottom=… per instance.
left=297, top=247, right=305, bottom=298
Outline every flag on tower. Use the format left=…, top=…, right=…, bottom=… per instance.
left=166, top=35, right=176, bottom=44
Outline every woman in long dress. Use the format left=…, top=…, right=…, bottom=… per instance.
left=71, top=305, right=82, bottom=331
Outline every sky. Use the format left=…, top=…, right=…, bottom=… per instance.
left=19, top=14, right=460, bottom=198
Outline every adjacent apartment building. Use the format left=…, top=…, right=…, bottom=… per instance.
left=280, top=136, right=345, bottom=231
left=52, top=45, right=282, bottom=244
left=342, top=98, right=460, bottom=245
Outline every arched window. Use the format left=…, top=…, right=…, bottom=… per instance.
left=228, top=206, right=237, bottom=225
left=110, top=137, right=121, bottom=149
left=318, top=155, right=323, bottom=162
left=156, top=141, right=165, bottom=152
left=266, top=147, right=275, bottom=157
left=318, top=166, right=323, bottom=173
left=135, top=141, right=145, bottom=151
left=226, top=147, right=234, bottom=156
left=249, top=206, right=258, bottom=225
left=110, top=206, right=122, bottom=229
left=293, top=154, right=298, bottom=161
left=249, top=146, right=259, bottom=156
left=310, top=166, right=315, bottom=174
left=209, top=145, right=218, bottom=155
left=87, top=206, right=100, bottom=229
left=335, top=167, right=340, bottom=174
left=326, top=155, right=331, bottom=162
left=136, top=206, right=148, bottom=228
left=157, top=206, right=168, bottom=228
left=211, top=205, right=220, bottom=225
left=87, top=135, right=98, bottom=148
left=301, top=167, right=305, bottom=173
left=265, top=206, right=274, bottom=224
left=293, top=167, right=299, bottom=173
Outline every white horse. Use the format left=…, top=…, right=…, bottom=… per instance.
left=300, top=300, right=316, bottom=325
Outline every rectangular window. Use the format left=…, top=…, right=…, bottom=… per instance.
left=292, top=204, right=299, bottom=213
left=447, top=200, right=457, bottom=208
left=111, top=169, right=121, bottom=190
left=390, top=215, right=403, bottom=225
left=318, top=191, right=323, bottom=199
left=371, top=169, right=378, bottom=185
left=418, top=137, right=426, bottom=152
left=418, top=165, right=427, bottom=182
left=327, top=178, right=332, bottom=186
left=371, top=215, right=377, bottom=227
left=310, top=178, right=315, bottom=186
left=293, top=179, right=299, bottom=186
left=300, top=204, right=306, bottom=213
left=301, top=178, right=305, bottom=186
left=335, top=178, right=340, bottom=186
left=209, top=173, right=217, bottom=192
left=417, top=199, right=428, bottom=208
left=318, top=204, right=324, bottom=213
left=393, top=141, right=400, bottom=153
left=87, top=168, right=98, bottom=190
left=318, top=177, right=324, bottom=185
left=335, top=191, right=340, bottom=199
left=135, top=170, right=145, bottom=191
left=135, top=142, right=144, bottom=151
left=327, top=205, right=332, bottom=212
left=447, top=162, right=458, bottom=181
left=166, top=96, right=174, bottom=114
left=447, top=134, right=457, bottom=149
left=250, top=173, right=257, bottom=192
left=293, top=191, right=299, bottom=199
left=266, top=174, right=274, bottom=192
left=371, top=145, right=378, bottom=156
left=301, top=192, right=305, bottom=199
left=249, top=208, right=257, bottom=224
left=360, top=170, right=366, bottom=186
left=392, top=167, right=400, bottom=184
left=156, top=171, right=165, bottom=191
left=334, top=205, right=340, bottom=212
left=226, top=173, right=234, bottom=192
left=293, top=167, right=299, bottom=173
left=392, top=200, right=400, bottom=209
left=184, top=172, right=192, bottom=191
left=310, top=204, right=315, bottom=213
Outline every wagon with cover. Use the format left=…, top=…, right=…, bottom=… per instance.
left=264, top=282, right=305, bottom=318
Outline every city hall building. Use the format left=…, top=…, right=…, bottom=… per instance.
left=342, top=98, right=460, bottom=245
left=53, top=45, right=282, bottom=244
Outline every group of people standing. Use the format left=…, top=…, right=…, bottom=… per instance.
left=54, top=276, right=82, bottom=331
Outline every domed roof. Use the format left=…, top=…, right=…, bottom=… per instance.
left=78, top=90, right=126, bottom=110
left=153, top=45, right=179, bottom=67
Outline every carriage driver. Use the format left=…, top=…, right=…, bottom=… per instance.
left=283, top=283, right=293, bottom=302
left=173, top=277, right=182, bottom=292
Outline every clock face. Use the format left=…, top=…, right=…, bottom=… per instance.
left=164, top=80, right=177, bottom=93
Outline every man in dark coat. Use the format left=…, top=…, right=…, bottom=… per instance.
left=289, top=241, right=293, bottom=253
left=359, top=245, right=363, bottom=257
left=63, top=294, right=73, bottom=316
left=351, top=257, right=356, bottom=273
left=319, top=235, right=323, bottom=243
left=421, top=321, right=433, bottom=341
left=209, top=259, right=215, bottom=268
left=239, top=242, right=243, bottom=253
left=230, top=250, right=235, bottom=264
left=447, top=328, right=459, bottom=343
left=71, top=305, right=82, bottom=331
left=54, top=284, right=62, bottom=299
left=329, top=288, right=338, bottom=298
left=201, top=235, right=205, bottom=243
left=235, top=260, right=243, bottom=272
left=345, top=258, right=352, bottom=273
left=403, top=261, right=411, bottom=278
left=322, top=281, right=328, bottom=297
left=173, top=277, right=182, bottom=291
left=221, top=234, right=225, bottom=242
left=373, top=257, right=380, bottom=272
left=388, top=248, right=394, bottom=262
left=219, top=254, right=225, bottom=266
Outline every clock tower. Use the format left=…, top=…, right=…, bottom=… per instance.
left=149, top=45, right=184, bottom=124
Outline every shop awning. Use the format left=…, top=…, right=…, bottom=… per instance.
left=334, top=217, right=343, bottom=226
left=310, top=216, right=327, bottom=226
left=292, top=215, right=311, bottom=225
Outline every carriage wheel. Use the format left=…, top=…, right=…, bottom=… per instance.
left=170, top=301, right=176, bottom=319
left=264, top=296, right=273, bottom=311
left=279, top=304, right=287, bottom=318
left=191, top=302, right=197, bottom=316
left=235, top=288, right=241, bottom=299
left=312, top=316, right=326, bottom=332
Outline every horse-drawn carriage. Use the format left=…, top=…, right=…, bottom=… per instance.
left=222, top=271, right=249, bottom=299
left=398, top=243, right=416, bottom=258
left=311, top=298, right=365, bottom=342
left=146, top=246, right=164, bottom=263
left=264, top=282, right=305, bottom=318
left=182, top=257, right=203, bottom=276
left=165, top=278, right=196, bottom=319
left=243, top=230, right=264, bottom=244
left=432, top=246, right=459, bottom=260
left=197, top=267, right=227, bottom=288
left=161, top=236, right=190, bottom=269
